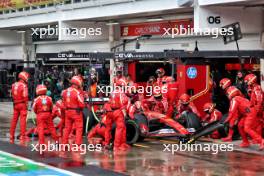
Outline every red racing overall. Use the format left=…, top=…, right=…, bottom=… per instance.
left=204, top=109, right=222, bottom=139
left=33, top=95, right=58, bottom=144
left=104, top=91, right=130, bottom=150
left=10, top=79, right=28, bottom=142
left=51, top=99, right=65, bottom=136
left=62, top=86, right=85, bottom=145
left=225, top=96, right=264, bottom=149
left=249, top=84, right=263, bottom=136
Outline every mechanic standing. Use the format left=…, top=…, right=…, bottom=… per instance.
left=104, top=80, right=130, bottom=151
left=10, top=71, right=30, bottom=143
left=166, top=77, right=179, bottom=119
left=224, top=86, right=264, bottom=149
left=155, top=68, right=169, bottom=87
left=113, top=68, right=127, bottom=87
left=33, top=85, right=58, bottom=144
left=244, top=73, right=263, bottom=137
left=62, top=76, right=85, bottom=146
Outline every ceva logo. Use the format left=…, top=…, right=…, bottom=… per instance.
left=115, top=53, right=133, bottom=58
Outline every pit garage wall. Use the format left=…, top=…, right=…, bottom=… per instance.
left=35, top=21, right=119, bottom=53
left=36, top=41, right=110, bottom=53
left=123, top=34, right=263, bottom=51
left=0, top=30, right=23, bottom=60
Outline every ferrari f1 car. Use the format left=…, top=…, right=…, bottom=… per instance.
left=84, top=98, right=234, bottom=144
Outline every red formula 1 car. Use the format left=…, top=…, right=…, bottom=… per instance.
left=84, top=98, right=232, bottom=144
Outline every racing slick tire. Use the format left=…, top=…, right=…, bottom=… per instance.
left=134, top=114, right=149, bottom=142
left=111, top=119, right=140, bottom=145
left=178, top=111, right=202, bottom=130
left=219, top=113, right=240, bottom=139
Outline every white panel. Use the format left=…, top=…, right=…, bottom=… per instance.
left=36, top=41, right=110, bottom=53
left=0, top=30, right=21, bottom=45
left=123, top=34, right=263, bottom=52
left=0, top=45, right=23, bottom=60
left=194, top=6, right=263, bottom=34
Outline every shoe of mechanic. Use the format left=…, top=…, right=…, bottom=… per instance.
left=239, top=141, right=250, bottom=148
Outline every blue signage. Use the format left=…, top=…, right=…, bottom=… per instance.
left=187, top=67, right=197, bottom=79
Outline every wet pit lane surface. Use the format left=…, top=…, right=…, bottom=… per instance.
left=1, top=102, right=264, bottom=176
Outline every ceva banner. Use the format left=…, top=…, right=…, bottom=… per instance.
left=0, top=0, right=64, bottom=11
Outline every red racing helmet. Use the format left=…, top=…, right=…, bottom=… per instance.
left=203, top=102, right=215, bottom=113
left=18, top=71, right=30, bottom=83
left=36, top=84, right=47, bottom=96
left=71, top=76, right=83, bottom=87
left=226, top=86, right=240, bottom=99
left=116, top=78, right=127, bottom=87
left=219, top=78, right=231, bottom=90
left=156, top=68, right=165, bottom=76
left=179, top=94, right=190, bottom=105
left=244, top=74, right=257, bottom=86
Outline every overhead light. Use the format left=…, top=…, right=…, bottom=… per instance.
left=17, top=30, right=26, bottom=33
left=106, top=21, right=119, bottom=25
left=146, top=17, right=163, bottom=22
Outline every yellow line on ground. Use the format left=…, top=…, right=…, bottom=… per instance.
left=145, top=138, right=179, bottom=143
left=133, top=144, right=150, bottom=148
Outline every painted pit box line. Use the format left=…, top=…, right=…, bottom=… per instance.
left=0, top=150, right=82, bottom=176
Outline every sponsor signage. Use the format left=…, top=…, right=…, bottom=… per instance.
left=114, top=52, right=158, bottom=59
left=187, top=67, right=197, bottom=79
left=0, top=0, right=64, bottom=11
left=120, top=19, right=193, bottom=37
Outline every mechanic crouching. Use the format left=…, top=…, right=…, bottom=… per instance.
left=61, top=76, right=85, bottom=147
left=87, top=113, right=107, bottom=145
left=51, top=99, right=65, bottom=137
left=219, top=78, right=244, bottom=142
left=202, top=103, right=222, bottom=139
left=141, top=89, right=166, bottom=115
left=224, top=86, right=264, bottom=150
left=176, top=94, right=201, bottom=119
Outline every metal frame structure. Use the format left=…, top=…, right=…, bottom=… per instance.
left=36, top=50, right=264, bottom=61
